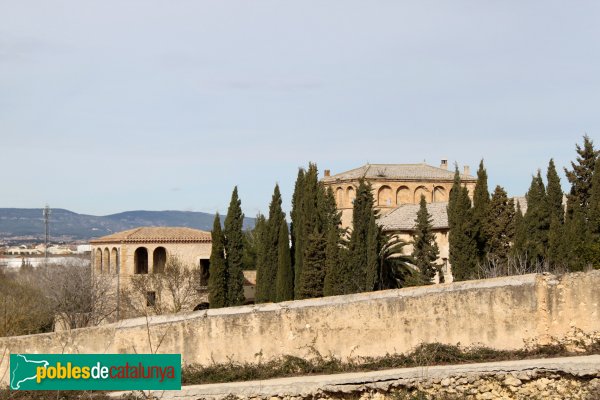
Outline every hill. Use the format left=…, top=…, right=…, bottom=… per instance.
left=0, top=208, right=255, bottom=242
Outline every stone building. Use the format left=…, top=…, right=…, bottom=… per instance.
left=322, top=161, right=477, bottom=282
left=378, top=202, right=452, bottom=282
left=89, top=226, right=256, bottom=319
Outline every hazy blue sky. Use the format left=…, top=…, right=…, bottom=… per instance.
left=1, top=1, right=599, bottom=217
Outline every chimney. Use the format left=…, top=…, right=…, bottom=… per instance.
left=464, top=165, right=470, bottom=176
left=324, top=169, right=330, bottom=177
left=440, top=159, right=448, bottom=170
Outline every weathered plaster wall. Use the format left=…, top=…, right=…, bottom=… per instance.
left=1, top=271, right=599, bottom=386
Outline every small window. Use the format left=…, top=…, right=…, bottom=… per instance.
left=146, top=291, right=156, bottom=307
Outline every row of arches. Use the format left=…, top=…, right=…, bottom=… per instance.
left=377, top=185, right=447, bottom=207
left=95, top=247, right=119, bottom=274
left=134, top=246, right=166, bottom=274
left=334, top=184, right=449, bottom=208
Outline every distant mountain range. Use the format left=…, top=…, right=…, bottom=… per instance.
left=0, top=208, right=255, bottom=243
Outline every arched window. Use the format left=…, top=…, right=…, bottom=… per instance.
left=111, top=248, right=119, bottom=274
left=347, top=186, right=356, bottom=205
left=153, top=247, right=167, bottom=273
left=396, top=186, right=410, bottom=204
left=336, top=187, right=344, bottom=207
left=414, top=186, right=429, bottom=203
left=134, top=247, right=149, bottom=274
left=95, top=249, right=103, bottom=274
left=377, top=185, right=393, bottom=206
left=433, top=186, right=447, bottom=202
left=104, top=248, right=110, bottom=274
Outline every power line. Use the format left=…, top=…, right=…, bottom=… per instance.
left=43, top=204, right=51, bottom=265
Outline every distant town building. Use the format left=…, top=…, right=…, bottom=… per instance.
left=323, top=161, right=477, bottom=282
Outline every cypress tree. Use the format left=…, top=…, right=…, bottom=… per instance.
left=565, top=135, right=598, bottom=215
left=256, top=184, right=285, bottom=303
left=242, top=213, right=265, bottom=271
left=512, top=200, right=526, bottom=258
left=523, top=171, right=550, bottom=266
left=224, top=187, right=246, bottom=306
left=588, top=157, right=600, bottom=238
left=547, top=214, right=566, bottom=269
left=208, top=213, right=227, bottom=309
left=253, top=214, right=268, bottom=297
left=323, top=226, right=343, bottom=296
left=587, top=157, right=600, bottom=263
left=275, top=218, right=293, bottom=302
left=346, top=179, right=377, bottom=293
left=365, top=212, right=381, bottom=291
left=297, top=228, right=326, bottom=299
left=563, top=199, right=589, bottom=271
left=290, top=168, right=305, bottom=297
left=411, top=195, right=440, bottom=281
left=448, top=168, right=478, bottom=281
left=471, top=160, right=490, bottom=261
left=546, top=159, right=565, bottom=223
left=484, top=186, right=515, bottom=265
left=546, top=159, right=565, bottom=269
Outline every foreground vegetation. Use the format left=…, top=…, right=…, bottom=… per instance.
left=182, top=332, right=600, bottom=385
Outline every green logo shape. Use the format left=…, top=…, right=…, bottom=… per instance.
left=10, top=354, right=181, bottom=391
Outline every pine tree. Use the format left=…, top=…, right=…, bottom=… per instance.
left=208, top=213, right=227, bottom=308
left=411, top=195, right=440, bottom=280
left=471, top=160, right=490, bottom=261
left=484, top=186, right=515, bottom=265
left=448, top=168, right=478, bottom=281
left=224, top=187, right=246, bottom=306
left=296, top=227, right=326, bottom=299
left=290, top=168, right=305, bottom=297
left=546, top=159, right=565, bottom=223
left=255, top=184, right=285, bottom=303
left=565, top=135, right=598, bottom=215
left=523, top=171, right=550, bottom=266
left=275, top=218, right=293, bottom=302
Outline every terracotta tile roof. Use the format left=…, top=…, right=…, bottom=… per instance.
left=323, top=163, right=475, bottom=183
left=378, top=202, right=449, bottom=231
left=90, top=227, right=211, bottom=244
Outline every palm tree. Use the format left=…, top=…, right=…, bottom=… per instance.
left=378, top=235, right=425, bottom=289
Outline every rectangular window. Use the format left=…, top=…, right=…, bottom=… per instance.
left=199, top=259, right=210, bottom=287
left=146, top=291, right=156, bottom=307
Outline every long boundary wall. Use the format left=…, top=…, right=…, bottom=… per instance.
left=1, top=271, right=599, bottom=385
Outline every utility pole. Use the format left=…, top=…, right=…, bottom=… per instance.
left=43, top=204, right=51, bottom=265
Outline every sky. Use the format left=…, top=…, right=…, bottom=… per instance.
left=1, top=1, right=599, bottom=218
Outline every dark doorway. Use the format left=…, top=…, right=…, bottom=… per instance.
left=194, top=302, right=209, bottom=311
left=153, top=247, right=167, bottom=273
left=199, top=259, right=210, bottom=287
left=134, top=247, right=148, bottom=274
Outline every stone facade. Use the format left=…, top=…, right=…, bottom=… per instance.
left=89, top=227, right=255, bottom=319
left=322, top=161, right=477, bottom=282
